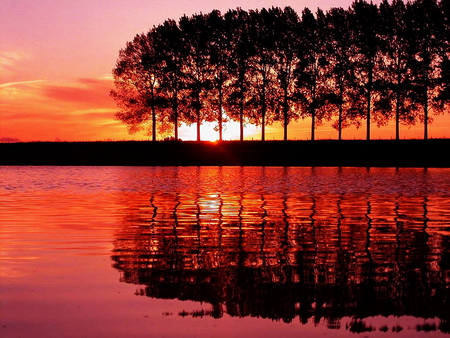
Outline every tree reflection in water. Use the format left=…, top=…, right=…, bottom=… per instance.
left=111, top=188, right=450, bottom=333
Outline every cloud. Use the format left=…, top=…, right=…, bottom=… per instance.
left=0, top=50, right=29, bottom=77
left=0, top=79, right=46, bottom=108
left=0, top=50, right=27, bottom=66
left=0, top=136, right=21, bottom=143
left=70, top=108, right=117, bottom=119
left=98, top=74, right=114, bottom=81
left=0, top=80, right=45, bottom=88
left=42, top=77, right=115, bottom=108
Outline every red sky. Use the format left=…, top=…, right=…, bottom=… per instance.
left=1, top=0, right=449, bottom=142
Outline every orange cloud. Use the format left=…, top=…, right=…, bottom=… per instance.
left=0, top=50, right=30, bottom=79
left=0, top=80, right=45, bottom=88
left=42, top=78, right=115, bottom=108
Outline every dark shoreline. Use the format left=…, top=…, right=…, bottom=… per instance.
left=0, top=139, right=448, bottom=167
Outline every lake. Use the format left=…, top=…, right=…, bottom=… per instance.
left=1, top=166, right=450, bottom=337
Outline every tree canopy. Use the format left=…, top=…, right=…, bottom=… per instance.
left=111, top=0, right=450, bottom=141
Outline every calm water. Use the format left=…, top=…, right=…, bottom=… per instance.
left=1, top=166, right=450, bottom=337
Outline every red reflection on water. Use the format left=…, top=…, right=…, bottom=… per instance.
left=2, top=166, right=450, bottom=337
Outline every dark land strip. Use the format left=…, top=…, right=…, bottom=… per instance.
left=0, top=139, right=448, bottom=167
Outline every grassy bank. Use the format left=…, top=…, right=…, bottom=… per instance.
left=0, top=139, right=448, bottom=167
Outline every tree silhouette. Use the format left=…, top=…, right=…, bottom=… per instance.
left=377, top=0, right=420, bottom=140
left=327, top=7, right=360, bottom=140
left=272, top=7, right=301, bottom=141
left=349, top=0, right=382, bottom=141
left=295, top=8, right=335, bottom=141
left=111, top=33, right=167, bottom=140
left=207, top=10, right=231, bottom=141
left=409, top=0, right=447, bottom=140
left=179, top=14, right=214, bottom=141
left=437, top=0, right=450, bottom=110
left=153, top=20, right=187, bottom=140
left=247, top=8, right=278, bottom=141
left=225, top=8, right=253, bottom=141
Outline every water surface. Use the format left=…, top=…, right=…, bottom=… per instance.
left=1, top=166, right=450, bottom=337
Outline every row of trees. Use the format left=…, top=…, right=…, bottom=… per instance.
left=111, top=0, right=450, bottom=141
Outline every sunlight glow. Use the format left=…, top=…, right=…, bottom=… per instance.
left=179, top=121, right=262, bottom=141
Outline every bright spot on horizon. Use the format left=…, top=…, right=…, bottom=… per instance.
left=179, top=121, right=261, bottom=141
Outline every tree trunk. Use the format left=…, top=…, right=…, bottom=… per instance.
left=395, top=93, right=400, bottom=141
left=240, top=103, right=244, bottom=141
left=174, top=109, right=178, bottom=140
left=173, top=94, right=178, bottom=140
left=218, top=86, right=223, bottom=141
left=197, top=108, right=201, bottom=142
left=283, top=90, right=288, bottom=141
left=366, top=64, right=373, bottom=141
left=261, top=111, right=266, bottom=141
left=239, top=72, right=245, bottom=141
left=424, top=89, right=428, bottom=140
left=338, top=80, right=343, bottom=141
left=423, top=60, right=429, bottom=141
left=261, top=85, right=266, bottom=141
left=395, top=57, right=401, bottom=141
left=152, top=105, right=156, bottom=142
left=311, top=76, right=317, bottom=141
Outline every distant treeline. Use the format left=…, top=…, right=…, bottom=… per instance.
left=111, top=0, right=450, bottom=141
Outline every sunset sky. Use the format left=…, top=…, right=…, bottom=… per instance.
left=1, top=0, right=449, bottom=142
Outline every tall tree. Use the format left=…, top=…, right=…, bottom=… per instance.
left=153, top=20, right=188, bottom=140
left=179, top=13, right=214, bottom=141
left=272, top=7, right=301, bottom=141
left=409, top=0, right=446, bottom=139
left=224, top=8, right=253, bottom=141
left=247, top=8, right=278, bottom=141
left=349, top=0, right=382, bottom=140
left=376, top=0, right=420, bottom=140
left=437, top=0, right=450, bottom=109
left=327, top=7, right=360, bottom=140
left=207, top=10, right=231, bottom=141
left=295, top=8, right=335, bottom=141
left=111, top=32, right=167, bottom=140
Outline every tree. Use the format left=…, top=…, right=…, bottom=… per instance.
left=327, top=7, right=360, bottom=140
left=153, top=20, right=188, bottom=140
left=179, top=13, right=215, bottom=141
left=376, top=0, right=421, bottom=140
left=272, top=7, right=301, bottom=141
left=349, top=0, right=382, bottom=140
left=437, top=0, right=450, bottom=109
left=224, top=8, right=254, bottom=141
left=295, top=8, right=336, bottom=141
left=111, top=32, right=167, bottom=140
left=409, top=0, right=446, bottom=139
left=207, top=10, right=231, bottom=141
left=246, top=8, right=278, bottom=141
